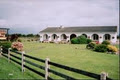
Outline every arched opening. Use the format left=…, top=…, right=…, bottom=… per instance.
left=52, top=34, right=57, bottom=41
left=104, top=34, right=111, bottom=40
left=70, top=34, right=77, bottom=40
left=61, top=34, right=67, bottom=41
left=82, top=34, right=87, bottom=38
left=92, top=34, right=99, bottom=41
left=43, top=34, right=48, bottom=41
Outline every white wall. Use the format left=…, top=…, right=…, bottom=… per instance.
left=39, top=32, right=117, bottom=43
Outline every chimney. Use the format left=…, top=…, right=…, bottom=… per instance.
left=59, top=25, right=64, bottom=29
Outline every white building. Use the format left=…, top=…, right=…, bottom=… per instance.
left=39, top=26, right=117, bottom=43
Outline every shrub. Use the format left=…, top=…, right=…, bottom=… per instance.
left=11, top=42, right=24, bottom=51
left=0, top=41, right=12, bottom=53
left=49, top=41, right=54, bottom=43
left=17, top=39, right=22, bottom=42
left=102, top=40, right=110, bottom=45
left=86, top=42, right=96, bottom=49
left=27, top=40, right=31, bottom=42
left=78, top=35, right=87, bottom=44
left=71, top=38, right=80, bottom=44
left=31, top=39, right=34, bottom=41
left=94, top=44, right=107, bottom=52
left=107, top=45, right=118, bottom=54
left=0, top=41, right=11, bottom=49
left=87, top=39, right=92, bottom=44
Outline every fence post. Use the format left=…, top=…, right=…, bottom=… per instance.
left=45, top=58, right=50, bottom=80
left=8, top=48, right=11, bottom=62
left=0, top=46, right=2, bottom=57
left=22, top=51, right=25, bottom=72
left=100, top=72, right=108, bottom=80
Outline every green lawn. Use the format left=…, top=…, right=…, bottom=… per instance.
left=0, top=41, right=119, bottom=79
left=0, top=57, right=43, bottom=79
left=23, top=42, right=119, bottom=79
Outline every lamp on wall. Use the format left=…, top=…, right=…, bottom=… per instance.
left=112, top=37, right=114, bottom=39
left=99, top=36, right=102, bottom=38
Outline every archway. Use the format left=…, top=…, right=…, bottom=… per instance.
left=43, top=34, right=48, bottom=41
left=104, top=34, right=111, bottom=40
left=82, top=34, right=87, bottom=38
left=61, top=34, right=67, bottom=41
left=70, top=34, right=77, bottom=40
left=52, top=34, right=57, bottom=41
left=92, top=34, right=99, bottom=41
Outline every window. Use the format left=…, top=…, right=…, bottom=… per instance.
left=104, top=34, right=111, bottom=40
left=92, top=34, right=99, bottom=40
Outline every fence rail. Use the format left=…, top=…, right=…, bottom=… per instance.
left=48, top=61, right=101, bottom=79
left=0, top=47, right=112, bottom=80
left=24, top=59, right=45, bottom=70
left=24, top=54, right=45, bottom=63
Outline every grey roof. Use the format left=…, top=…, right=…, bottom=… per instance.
left=0, top=28, right=9, bottom=30
left=40, top=26, right=117, bottom=33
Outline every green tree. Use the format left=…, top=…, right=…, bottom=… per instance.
left=27, top=34, right=34, bottom=37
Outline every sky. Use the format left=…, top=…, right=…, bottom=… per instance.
left=0, top=0, right=119, bottom=34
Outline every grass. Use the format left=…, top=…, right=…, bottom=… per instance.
left=0, top=57, right=43, bottom=79
left=0, top=41, right=119, bottom=79
left=22, top=42, right=119, bottom=79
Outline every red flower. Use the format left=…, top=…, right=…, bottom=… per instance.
left=11, top=42, right=24, bottom=51
left=96, top=41, right=99, bottom=44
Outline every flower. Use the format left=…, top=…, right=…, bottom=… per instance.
left=107, top=45, right=118, bottom=52
left=11, top=42, right=24, bottom=51
left=96, top=41, right=99, bottom=44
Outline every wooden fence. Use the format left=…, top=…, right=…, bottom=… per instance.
left=0, top=46, right=112, bottom=80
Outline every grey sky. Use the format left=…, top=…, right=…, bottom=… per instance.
left=0, top=0, right=119, bottom=34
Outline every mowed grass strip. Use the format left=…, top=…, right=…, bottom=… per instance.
left=0, top=57, right=44, bottom=79
left=22, top=42, right=119, bottom=79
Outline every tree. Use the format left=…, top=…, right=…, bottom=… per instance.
left=35, top=34, right=40, bottom=37
left=27, top=34, right=34, bottom=37
left=10, top=34, right=18, bottom=42
left=22, top=34, right=26, bottom=37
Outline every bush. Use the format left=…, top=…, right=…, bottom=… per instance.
left=11, top=42, right=24, bottom=51
left=71, top=38, right=80, bottom=44
left=87, top=39, right=92, bottom=44
left=0, top=41, right=12, bottom=53
left=94, top=44, right=107, bottom=52
left=31, top=39, right=34, bottom=41
left=86, top=42, right=96, bottom=49
left=78, top=35, right=87, bottom=44
left=17, top=39, right=22, bottom=42
left=107, top=45, right=118, bottom=54
left=27, top=40, right=31, bottom=42
left=102, top=40, right=110, bottom=45
left=49, top=41, right=54, bottom=43
left=0, top=41, right=11, bottom=49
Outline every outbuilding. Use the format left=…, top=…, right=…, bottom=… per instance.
left=0, top=28, right=9, bottom=40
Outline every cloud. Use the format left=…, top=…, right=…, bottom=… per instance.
left=0, top=19, right=9, bottom=26
left=0, top=0, right=119, bottom=34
